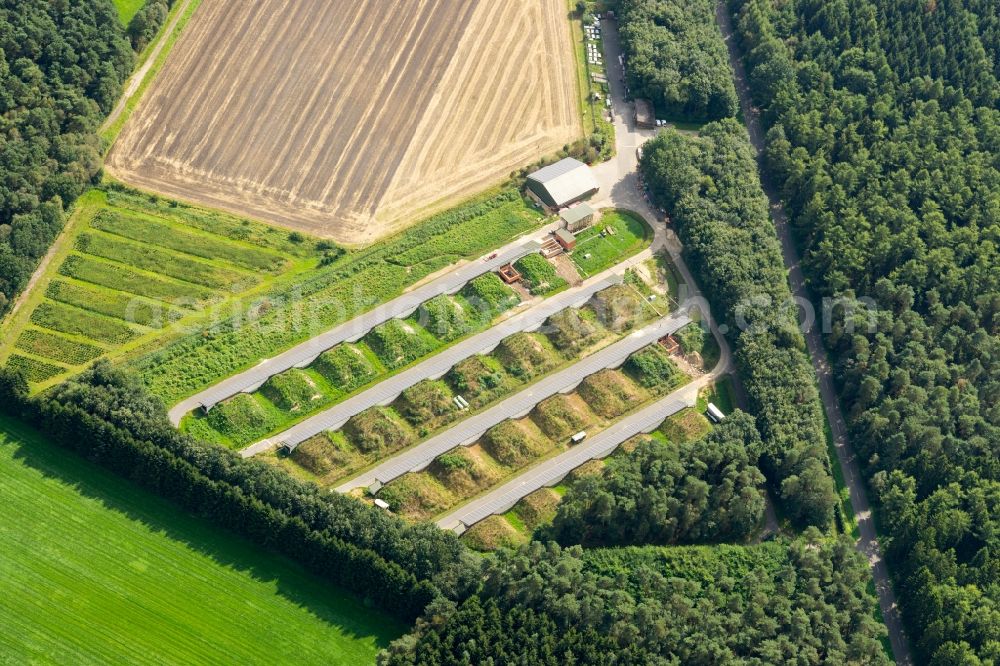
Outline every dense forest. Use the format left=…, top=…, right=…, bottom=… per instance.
left=618, top=0, right=738, bottom=121
left=730, top=0, right=1000, bottom=662
left=640, top=119, right=838, bottom=529
left=0, top=0, right=132, bottom=316
left=544, top=411, right=767, bottom=546
left=380, top=538, right=890, bottom=664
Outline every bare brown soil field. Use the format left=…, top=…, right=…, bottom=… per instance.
left=106, top=0, right=581, bottom=245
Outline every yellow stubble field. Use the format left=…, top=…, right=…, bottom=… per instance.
left=107, top=0, right=581, bottom=245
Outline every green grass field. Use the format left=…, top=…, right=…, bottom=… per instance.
left=571, top=210, right=652, bottom=277
left=0, top=415, right=403, bottom=664
left=113, top=0, right=144, bottom=24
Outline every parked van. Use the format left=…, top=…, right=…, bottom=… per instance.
left=571, top=431, right=587, bottom=444
left=706, top=403, right=725, bottom=424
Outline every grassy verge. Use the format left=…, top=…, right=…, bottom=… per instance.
left=567, top=0, right=615, bottom=160
left=102, top=0, right=205, bottom=146
left=113, top=0, right=144, bottom=24
left=0, top=414, right=403, bottom=663
left=571, top=209, right=652, bottom=277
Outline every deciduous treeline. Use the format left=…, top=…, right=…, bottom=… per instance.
left=380, top=537, right=890, bottom=664
left=618, top=0, right=738, bottom=121
left=127, top=0, right=175, bottom=51
left=640, top=120, right=837, bottom=528
left=544, top=411, right=766, bottom=545
left=0, top=0, right=132, bottom=316
left=730, top=0, right=1000, bottom=661
left=0, top=363, right=477, bottom=621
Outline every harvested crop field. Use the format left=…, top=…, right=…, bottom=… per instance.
left=107, top=0, right=581, bottom=245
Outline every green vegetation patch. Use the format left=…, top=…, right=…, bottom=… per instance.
left=376, top=474, right=453, bottom=520
left=480, top=420, right=551, bottom=467
left=259, top=369, right=325, bottom=413
left=91, top=210, right=283, bottom=272
left=493, top=333, right=562, bottom=380
left=416, top=295, right=474, bottom=342
left=364, top=320, right=440, bottom=370
left=389, top=190, right=540, bottom=268
left=47, top=279, right=183, bottom=328
left=513, top=488, right=562, bottom=531
left=288, top=432, right=361, bottom=478
left=60, top=254, right=213, bottom=305
left=674, top=322, right=718, bottom=369
left=514, top=253, right=567, bottom=295
left=571, top=210, right=651, bottom=277
left=15, top=329, right=105, bottom=366
left=5, top=355, right=66, bottom=382
left=31, top=302, right=141, bottom=345
left=103, top=189, right=321, bottom=257
left=446, top=355, right=510, bottom=407
left=312, top=344, right=382, bottom=392
left=591, top=283, right=649, bottom=331
left=395, top=380, right=458, bottom=432
left=625, top=344, right=683, bottom=389
left=544, top=306, right=605, bottom=351
left=205, top=394, right=279, bottom=446
left=531, top=394, right=594, bottom=440
left=577, top=369, right=646, bottom=419
left=76, top=232, right=252, bottom=290
left=461, top=515, right=524, bottom=552
left=461, top=273, right=519, bottom=315
left=429, top=447, right=503, bottom=497
left=0, top=416, right=401, bottom=663
left=659, top=408, right=711, bottom=444
left=342, top=407, right=412, bottom=456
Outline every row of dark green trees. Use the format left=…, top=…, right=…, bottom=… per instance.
left=0, top=0, right=175, bottom=318
left=0, top=363, right=475, bottom=620
left=729, top=0, right=999, bottom=663
left=640, top=120, right=839, bottom=529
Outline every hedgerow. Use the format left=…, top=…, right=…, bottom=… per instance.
left=60, top=254, right=213, bottom=305
left=514, top=254, right=567, bottom=296
left=15, top=329, right=105, bottom=366
left=30, top=302, right=141, bottom=345
left=0, top=364, right=457, bottom=621
left=75, top=232, right=251, bottom=290
left=47, top=279, right=183, bottom=328
left=4, top=355, right=65, bottom=383
left=90, top=210, right=283, bottom=272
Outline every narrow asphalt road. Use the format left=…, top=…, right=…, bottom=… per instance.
left=437, top=379, right=700, bottom=532
left=240, top=267, right=630, bottom=457
left=168, top=229, right=555, bottom=424
left=716, top=4, right=912, bottom=663
left=336, top=311, right=693, bottom=493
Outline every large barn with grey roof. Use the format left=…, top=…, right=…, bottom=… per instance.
left=525, top=158, right=599, bottom=209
